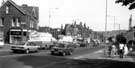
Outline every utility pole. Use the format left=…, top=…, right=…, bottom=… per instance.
left=48, top=8, right=59, bottom=27
left=105, top=0, right=107, bottom=32
left=119, top=24, right=120, bottom=30
left=113, top=16, right=115, bottom=30
left=104, top=0, right=107, bottom=43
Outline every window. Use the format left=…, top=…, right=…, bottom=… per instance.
left=16, top=18, right=20, bottom=27
left=30, top=20, right=34, bottom=28
left=6, top=6, right=9, bottom=14
left=11, top=18, right=20, bottom=27
left=11, top=18, right=15, bottom=27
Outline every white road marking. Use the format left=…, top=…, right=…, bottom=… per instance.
left=93, top=49, right=104, bottom=54
left=73, top=49, right=104, bottom=59
left=73, top=56, right=84, bottom=59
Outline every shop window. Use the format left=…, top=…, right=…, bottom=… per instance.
left=11, top=31, right=21, bottom=35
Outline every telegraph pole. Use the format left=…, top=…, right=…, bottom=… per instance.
left=105, top=0, right=107, bottom=32
left=113, top=16, right=115, bottom=30
left=48, top=8, right=59, bottom=27
left=104, top=0, right=107, bottom=43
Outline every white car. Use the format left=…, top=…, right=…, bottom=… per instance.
left=11, top=41, right=40, bottom=54
left=0, top=39, right=4, bottom=48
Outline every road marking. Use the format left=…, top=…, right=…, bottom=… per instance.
left=73, top=49, right=104, bottom=59
left=73, top=56, right=84, bottom=59
left=93, top=49, right=104, bottom=54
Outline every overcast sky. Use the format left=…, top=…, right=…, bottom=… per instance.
left=0, top=0, right=135, bottom=31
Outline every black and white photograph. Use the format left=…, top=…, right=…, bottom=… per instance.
left=0, top=0, right=135, bottom=68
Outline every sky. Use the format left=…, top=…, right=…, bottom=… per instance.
left=0, top=0, right=135, bottom=31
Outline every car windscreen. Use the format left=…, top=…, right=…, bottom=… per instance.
left=56, top=44, right=65, bottom=48
left=15, top=42, right=25, bottom=45
left=27, top=42, right=37, bottom=46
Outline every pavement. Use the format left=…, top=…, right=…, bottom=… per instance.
left=0, top=44, right=11, bottom=52
left=73, top=48, right=135, bottom=62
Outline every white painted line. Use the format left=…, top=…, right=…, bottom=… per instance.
left=73, top=49, right=104, bottom=59
left=73, top=56, right=84, bottom=59
left=93, top=49, right=104, bottom=54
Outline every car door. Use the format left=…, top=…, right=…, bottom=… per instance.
left=27, top=42, right=36, bottom=51
left=31, top=42, right=38, bottom=51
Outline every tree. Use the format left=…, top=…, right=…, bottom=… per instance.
left=115, top=0, right=135, bottom=10
left=116, top=33, right=127, bottom=44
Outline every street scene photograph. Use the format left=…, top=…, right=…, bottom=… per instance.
left=0, top=0, right=135, bottom=68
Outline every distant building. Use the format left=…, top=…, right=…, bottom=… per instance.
left=39, top=26, right=63, bottom=39
left=0, top=0, right=39, bottom=44
left=63, top=21, right=92, bottom=38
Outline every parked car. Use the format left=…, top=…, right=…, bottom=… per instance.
left=50, top=43, right=75, bottom=56
left=0, top=39, right=4, bottom=48
left=11, top=41, right=40, bottom=54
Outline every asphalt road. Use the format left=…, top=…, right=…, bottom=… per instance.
left=0, top=44, right=106, bottom=68
left=1, top=44, right=135, bottom=68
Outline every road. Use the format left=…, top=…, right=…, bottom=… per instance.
left=0, top=44, right=135, bottom=68
left=0, top=44, right=105, bottom=68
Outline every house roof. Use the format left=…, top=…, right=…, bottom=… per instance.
left=1, top=0, right=38, bottom=19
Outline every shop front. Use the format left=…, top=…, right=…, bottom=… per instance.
left=9, top=28, right=28, bottom=44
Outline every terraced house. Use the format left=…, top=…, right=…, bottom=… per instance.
left=0, top=0, right=39, bottom=44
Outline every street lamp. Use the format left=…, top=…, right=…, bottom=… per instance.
left=48, top=8, right=59, bottom=27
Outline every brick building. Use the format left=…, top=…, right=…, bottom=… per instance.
left=0, top=0, right=39, bottom=44
left=63, top=21, right=92, bottom=38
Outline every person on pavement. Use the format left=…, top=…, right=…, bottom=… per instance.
left=119, top=43, right=125, bottom=58
left=123, top=44, right=128, bottom=58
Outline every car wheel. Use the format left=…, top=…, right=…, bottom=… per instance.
left=12, top=50, right=16, bottom=53
left=51, top=51, right=54, bottom=55
left=62, top=52, right=66, bottom=56
left=26, top=49, right=30, bottom=54
left=69, top=52, right=72, bottom=55
left=35, top=50, right=39, bottom=52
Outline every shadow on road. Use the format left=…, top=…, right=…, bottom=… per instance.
left=14, top=55, right=135, bottom=68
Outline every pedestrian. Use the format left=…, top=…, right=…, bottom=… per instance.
left=108, top=45, right=112, bottom=57
left=111, top=44, right=117, bottom=57
left=119, top=43, right=124, bottom=58
left=123, top=44, right=128, bottom=58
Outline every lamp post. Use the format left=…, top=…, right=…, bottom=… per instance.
left=48, top=8, right=59, bottom=27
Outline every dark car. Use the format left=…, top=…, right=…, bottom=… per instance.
left=50, top=43, right=75, bottom=56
